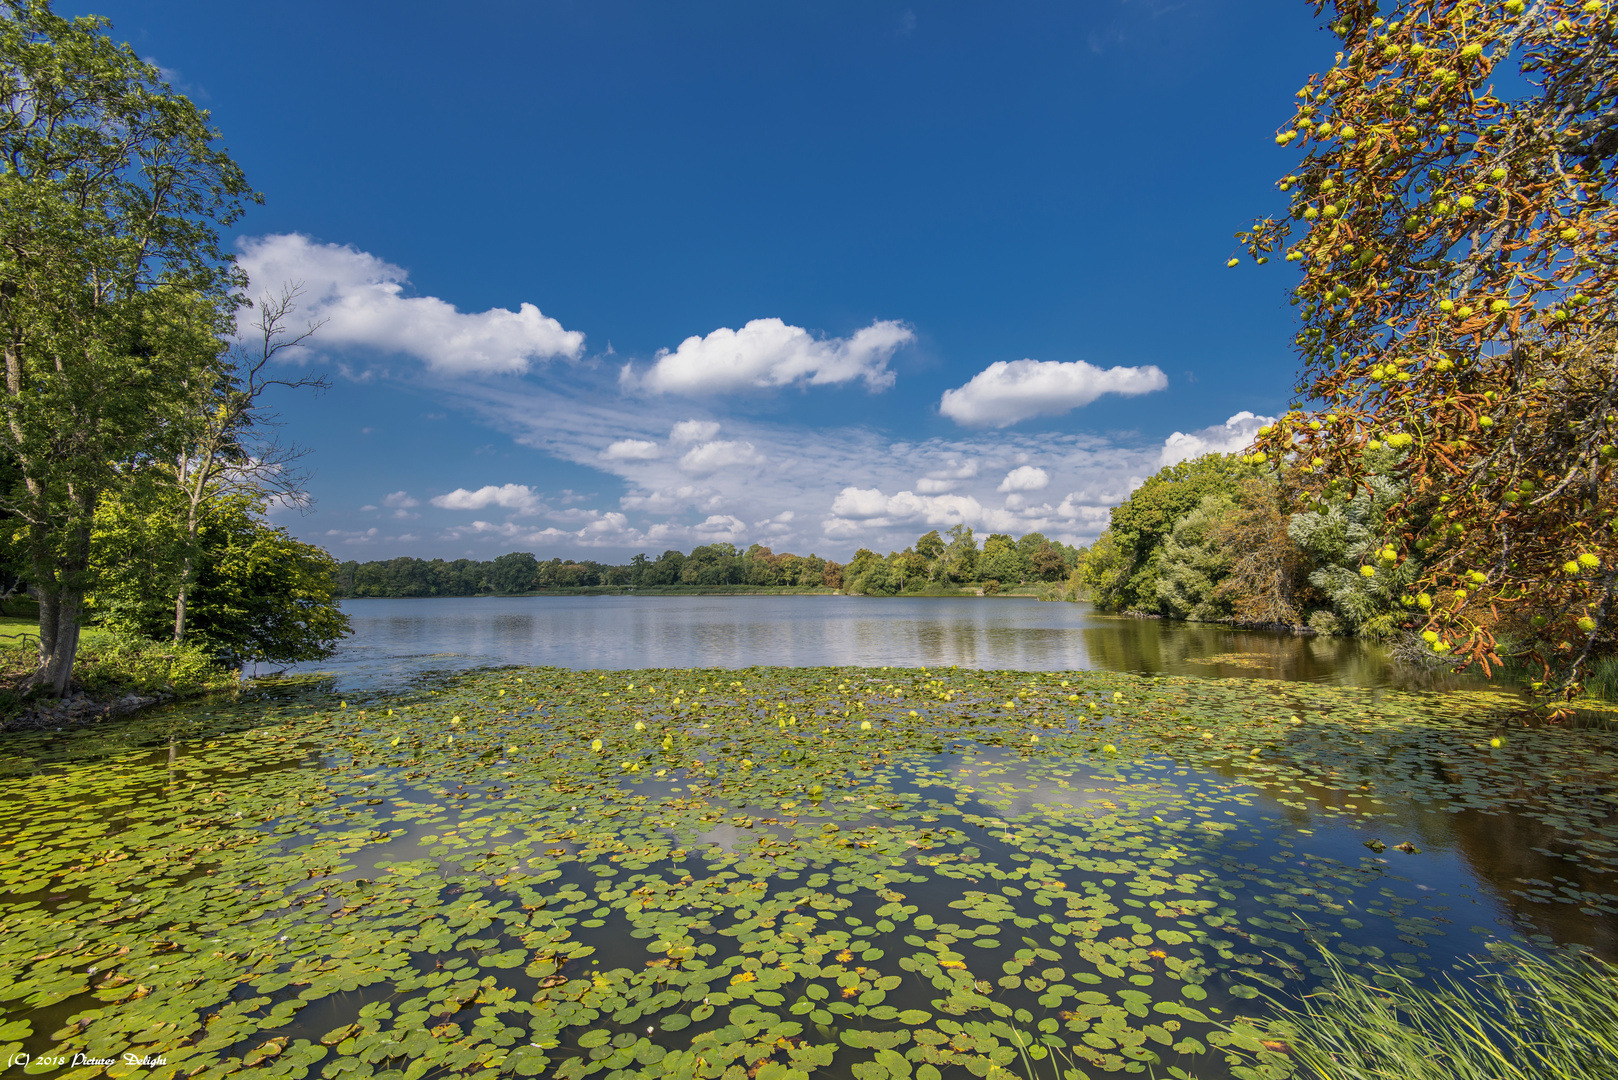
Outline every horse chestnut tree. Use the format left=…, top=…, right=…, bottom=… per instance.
left=1237, top=0, right=1616, bottom=701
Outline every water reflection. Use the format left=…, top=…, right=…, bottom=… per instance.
left=284, top=595, right=1496, bottom=693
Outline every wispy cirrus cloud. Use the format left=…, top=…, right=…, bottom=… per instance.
left=421, top=375, right=1237, bottom=555
left=601, top=439, right=661, bottom=461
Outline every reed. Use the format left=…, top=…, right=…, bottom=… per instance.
left=1251, top=945, right=1618, bottom=1080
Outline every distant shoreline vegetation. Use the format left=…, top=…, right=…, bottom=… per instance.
left=333, top=528, right=1083, bottom=600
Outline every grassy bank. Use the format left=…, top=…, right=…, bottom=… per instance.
left=0, top=665, right=1606, bottom=1079
left=0, top=612, right=120, bottom=652
left=0, top=612, right=237, bottom=724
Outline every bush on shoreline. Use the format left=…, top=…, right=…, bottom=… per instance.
left=0, top=631, right=235, bottom=720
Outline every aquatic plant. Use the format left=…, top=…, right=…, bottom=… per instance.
left=0, top=666, right=1611, bottom=1079
left=1224, top=945, right=1618, bottom=1080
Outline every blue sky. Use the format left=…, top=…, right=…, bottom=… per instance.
left=91, top=0, right=1330, bottom=562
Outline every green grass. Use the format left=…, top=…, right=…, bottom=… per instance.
left=897, top=583, right=980, bottom=596
left=1224, top=945, right=1618, bottom=1080
left=618, top=584, right=840, bottom=596
left=0, top=613, right=120, bottom=653
left=1585, top=654, right=1618, bottom=701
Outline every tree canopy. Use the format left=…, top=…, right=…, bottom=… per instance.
left=1238, top=0, right=1615, bottom=696
left=91, top=489, right=348, bottom=666
left=0, top=0, right=256, bottom=691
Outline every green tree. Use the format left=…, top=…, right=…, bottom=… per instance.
left=160, top=286, right=325, bottom=643
left=1015, top=532, right=1052, bottom=568
left=895, top=547, right=929, bottom=586
left=862, top=560, right=901, bottom=596
left=941, top=525, right=978, bottom=583
left=844, top=548, right=884, bottom=594
left=1077, top=530, right=1126, bottom=603
left=638, top=550, right=685, bottom=587
left=0, top=1, right=256, bottom=692
left=1289, top=456, right=1420, bottom=637
left=486, top=552, right=539, bottom=594
left=90, top=489, right=348, bottom=665
left=979, top=535, right=1025, bottom=585
left=1099, top=455, right=1255, bottom=612
left=682, top=543, right=741, bottom=586
left=1030, top=543, right=1067, bottom=581
left=1155, top=494, right=1237, bottom=620
left=914, top=529, right=945, bottom=572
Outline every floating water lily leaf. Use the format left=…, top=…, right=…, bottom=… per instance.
left=0, top=665, right=1605, bottom=1080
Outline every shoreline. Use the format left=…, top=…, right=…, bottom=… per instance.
left=335, top=585, right=1049, bottom=599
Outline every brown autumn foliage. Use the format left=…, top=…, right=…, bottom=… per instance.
left=1238, top=0, right=1616, bottom=698
left=1212, top=479, right=1324, bottom=626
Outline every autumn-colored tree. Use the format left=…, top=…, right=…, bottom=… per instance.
left=1211, top=479, right=1324, bottom=627
left=1239, top=0, right=1616, bottom=698
left=1031, top=543, right=1068, bottom=581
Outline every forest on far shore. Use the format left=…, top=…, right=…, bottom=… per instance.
left=333, top=527, right=1083, bottom=598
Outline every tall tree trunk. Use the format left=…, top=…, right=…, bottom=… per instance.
left=174, top=500, right=200, bottom=643
left=173, top=553, right=190, bottom=643
left=44, top=597, right=80, bottom=697
left=36, top=576, right=58, bottom=666
left=35, top=513, right=91, bottom=696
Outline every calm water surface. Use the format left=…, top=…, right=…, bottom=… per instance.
left=287, top=594, right=1488, bottom=691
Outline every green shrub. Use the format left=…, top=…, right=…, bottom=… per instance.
left=73, top=634, right=236, bottom=696
left=1307, top=609, right=1342, bottom=635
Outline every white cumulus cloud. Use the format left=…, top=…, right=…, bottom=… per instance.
left=670, top=419, right=722, bottom=444
left=430, top=483, right=545, bottom=514
left=1159, top=410, right=1271, bottom=466
left=939, top=358, right=1167, bottom=427
left=693, top=514, right=748, bottom=540
left=627, top=318, right=913, bottom=395
left=679, top=440, right=761, bottom=475
left=826, top=488, right=1024, bottom=535
left=382, top=490, right=419, bottom=508
left=601, top=439, right=660, bottom=461
left=997, top=466, right=1050, bottom=493
left=829, top=487, right=893, bottom=519
left=236, top=233, right=584, bottom=375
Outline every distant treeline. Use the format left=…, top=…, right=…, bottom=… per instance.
left=334, top=529, right=1083, bottom=598
left=332, top=544, right=841, bottom=597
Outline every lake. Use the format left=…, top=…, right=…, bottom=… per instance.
left=285, top=595, right=1489, bottom=692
